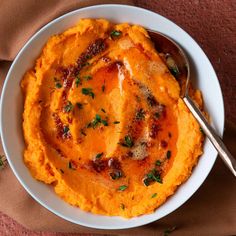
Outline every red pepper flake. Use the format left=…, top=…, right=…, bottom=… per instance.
left=149, top=123, right=161, bottom=138
left=63, top=77, right=74, bottom=89
left=45, top=163, right=55, bottom=176
left=160, top=140, right=168, bottom=148
left=147, top=95, right=158, bottom=107
left=90, top=159, right=108, bottom=173
left=75, top=38, right=107, bottom=74
left=67, top=117, right=73, bottom=124
left=53, top=113, right=71, bottom=140
left=102, top=56, right=111, bottom=63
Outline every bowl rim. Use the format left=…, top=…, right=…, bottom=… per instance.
left=0, top=4, right=225, bottom=229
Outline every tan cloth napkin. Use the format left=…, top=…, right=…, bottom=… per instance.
left=0, top=0, right=236, bottom=235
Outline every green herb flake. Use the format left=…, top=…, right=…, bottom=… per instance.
left=63, top=126, right=70, bottom=134
left=151, top=193, right=157, bottom=198
left=143, top=169, right=162, bottom=186
left=88, top=114, right=108, bottom=129
left=83, top=75, right=92, bottom=81
left=110, top=171, right=122, bottom=180
left=0, top=155, right=4, bottom=167
left=68, top=161, right=76, bottom=170
left=123, top=135, right=134, bottom=148
left=155, top=160, right=162, bottom=166
left=64, top=101, right=73, bottom=113
left=113, top=121, right=120, bottom=124
left=118, top=185, right=128, bottom=191
left=76, top=102, right=83, bottom=109
left=85, top=55, right=92, bottom=59
left=163, top=226, right=177, bottom=236
left=143, top=178, right=150, bottom=186
left=101, top=108, right=106, bottom=113
left=120, top=203, right=125, bottom=210
left=95, top=152, right=103, bottom=159
left=200, top=127, right=205, bottom=134
left=55, top=82, right=62, bottom=88
left=102, top=84, right=105, bottom=92
left=82, top=62, right=90, bottom=67
left=81, top=88, right=95, bottom=99
left=170, top=67, right=179, bottom=78
left=95, top=114, right=101, bottom=122
left=110, top=30, right=122, bottom=38
left=54, top=78, right=62, bottom=88
left=166, top=150, right=171, bottom=159
left=75, top=77, right=81, bottom=87
left=68, top=161, right=72, bottom=169
left=101, top=119, right=108, bottom=126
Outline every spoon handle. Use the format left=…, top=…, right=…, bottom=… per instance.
left=183, top=95, right=236, bottom=177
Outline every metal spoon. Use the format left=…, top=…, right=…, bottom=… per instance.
left=147, top=29, right=236, bottom=177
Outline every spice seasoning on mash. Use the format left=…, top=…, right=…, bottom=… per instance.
left=21, top=19, right=204, bottom=218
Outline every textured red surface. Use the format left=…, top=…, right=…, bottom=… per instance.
left=0, top=212, right=92, bottom=236
left=0, top=0, right=235, bottom=235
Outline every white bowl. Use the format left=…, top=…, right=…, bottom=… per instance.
left=0, top=4, right=224, bottom=229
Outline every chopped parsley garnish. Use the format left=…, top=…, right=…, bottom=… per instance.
left=64, top=101, right=73, bottom=113
left=166, top=55, right=180, bottom=78
left=75, top=77, right=81, bottom=87
left=102, top=84, right=105, bottom=92
left=151, top=193, right=157, bottom=198
left=87, top=114, right=108, bottom=128
left=81, top=88, right=95, bottom=99
left=120, top=203, right=125, bottom=210
left=118, top=185, right=128, bottom=191
left=0, top=155, right=4, bottom=167
left=200, top=127, right=205, bottom=134
left=95, top=152, right=103, bottom=159
left=63, top=126, right=70, bottom=134
left=76, top=102, right=83, bottom=109
left=113, top=121, right=120, bottom=124
left=101, top=120, right=108, bottom=126
left=110, top=30, right=122, bottom=39
left=155, top=160, right=162, bottom=166
left=54, top=78, right=62, bottom=88
left=143, top=169, right=162, bottom=186
left=83, top=75, right=92, bottom=81
left=166, top=150, right=171, bottom=159
left=163, top=226, right=177, bottom=236
left=135, top=108, right=145, bottom=120
left=85, top=54, right=92, bottom=59
left=68, top=161, right=76, bottom=170
left=169, top=67, right=179, bottom=78
left=82, top=62, right=90, bottom=67
left=95, top=114, right=101, bottom=122
left=55, top=82, right=62, bottom=88
left=68, top=162, right=72, bottom=169
left=110, top=171, right=122, bottom=180
left=101, top=108, right=106, bottom=113
left=119, top=135, right=134, bottom=148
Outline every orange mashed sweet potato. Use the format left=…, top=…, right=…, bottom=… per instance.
left=21, top=19, right=204, bottom=218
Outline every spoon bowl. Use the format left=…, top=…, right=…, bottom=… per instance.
left=147, top=29, right=236, bottom=177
